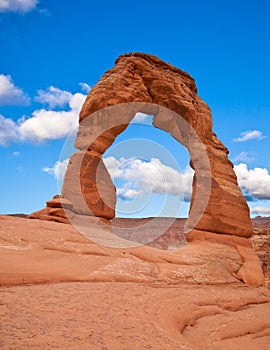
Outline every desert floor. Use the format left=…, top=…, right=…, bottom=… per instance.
left=1, top=215, right=270, bottom=349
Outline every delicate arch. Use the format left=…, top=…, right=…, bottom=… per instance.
left=61, top=53, right=253, bottom=238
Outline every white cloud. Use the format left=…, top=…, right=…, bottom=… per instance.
left=233, top=130, right=266, bottom=142
left=43, top=156, right=189, bottom=203
left=0, top=0, right=37, bottom=13
left=12, top=151, right=20, bottom=157
left=79, top=82, right=91, bottom=93
left=0, top=88, right=86, bottom=145
left=42, top=156, right=270, bottom=209
left=117, top=185, right=142, bottom=201
left=35, top=86, right=72, bottom=108
left=42, top=158, right=69, bottom=180
left=251, top=207, right=270, bottom=215
left=19, top=92, right=85, bottom=142
left=104, top=156, right=194, bottom=201
left=0, top=74, right=30, bottom=105
left=0, top=114, right=19, bottom=146
left=234, top=163, right=270, bottom=200
left=233, top=151, right=255, bottom=163
left=131, top=112, right=151, bottom=123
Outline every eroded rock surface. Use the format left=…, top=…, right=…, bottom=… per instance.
left=26, top=54, right=264, bottom=290
left=28, top=195, right=75, bottom=224
left=0, top=215, right=264, bottom=287
left=61, top=52, right=253, bottom=238
left=251, top=217, right=270, bottom=287
left=112, top=217, right=187, bottom=250
left=113, top=217, right=270, bottom=284
left=0, top=215, right=270, bottom=349
left=1, top=282, right=270, bottom=350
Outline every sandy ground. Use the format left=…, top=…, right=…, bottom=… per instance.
left=1, top=283, right=270, bottom=350
left=1, top=215, right=270, bottom=349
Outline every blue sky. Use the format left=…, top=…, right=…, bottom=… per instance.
left=0, top=0, right=269, bottom=218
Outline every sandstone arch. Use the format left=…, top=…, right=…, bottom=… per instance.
left=60, top=53, right=253, bottom=238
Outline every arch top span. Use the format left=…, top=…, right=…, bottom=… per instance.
left=61, top=52, right=253, bottom=238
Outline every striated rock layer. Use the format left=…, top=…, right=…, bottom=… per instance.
left=60, top=52, right=253, bottom=238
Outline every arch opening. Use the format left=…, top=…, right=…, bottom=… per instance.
left=101, top=113, right=193, bottom=219
left=60, top=102, right=215, bottom=247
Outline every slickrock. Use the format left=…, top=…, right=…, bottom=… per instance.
left=0, top=216, right=264, bottom=287
left=0, top=215, right=270, bottom=350
left=1, top=283, right=270, bottom=350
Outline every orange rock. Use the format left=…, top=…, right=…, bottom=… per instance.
left=186, top=229, right=265, bottom=286
left=251, top=222, right=270, bottom=288
left=0, top=215, right=265, bottom=286
left=29, top=53, right=253, bottom=239
left=62, top=52, right=252, bottom=237
left=46, top=195, right=73, bottom=210
left=28, top=207, right=74, bottom=224
left=62, top=150, right=116, bottom=219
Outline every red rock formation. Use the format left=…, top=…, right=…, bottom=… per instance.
left=61, top=52, right=253, bottom=238
left=28, top=195, right=74, bottom=224
left=62, top=151, right=115, bottom=219
left=251, top=217, right=270, bottom=288
left=252, top=216, right=270, bottom=229
left=112, top=217, right=187, bottom=250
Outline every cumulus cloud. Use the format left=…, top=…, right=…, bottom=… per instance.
left=0, top=88, right=86, bottom=145
left=0, top=74, right=30, bottom=105
left=233, top=130, right=266, bottom=142
left=19, top=92, right=85, bottom=142
left=104, top=156, right=194, bottom=201
left=250, top=207, right=270, bottom=215
left=42, top=158, right=69, bottom=180
left=117, top=184, right=142, bottom=201
left=234, top=163, right=270, bottom=200
left=131, top=112, right=151, bottom=123
left=0, top=115, right=19, bottom=146
left=233, top=151, right=255, bottom=163
left=0, top=0, right=37, bottom=13
left=41, top=156, right=270, bottom=210
left=79, top=82, right=91, bottom=93
left=35, top=86, right=72, bottom=108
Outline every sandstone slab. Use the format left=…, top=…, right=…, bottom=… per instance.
left=0, top=215, right=264, bottom=286
left=0, top=215, right=269, bottom=349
